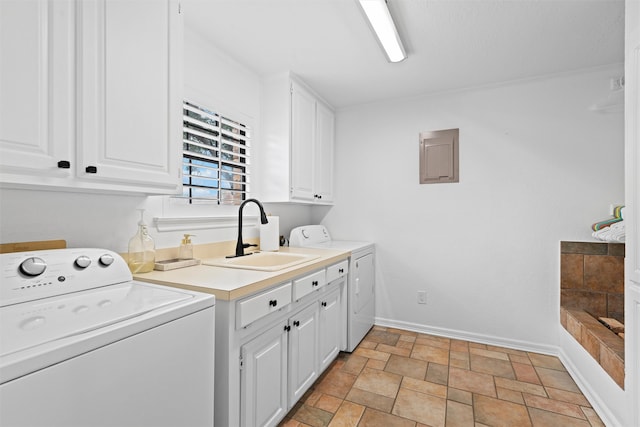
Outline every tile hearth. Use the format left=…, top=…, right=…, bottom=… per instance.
left=280, top=326, right=604, bottom=427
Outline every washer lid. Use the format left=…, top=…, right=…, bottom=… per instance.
left=0, top=282, right=192, bottom=358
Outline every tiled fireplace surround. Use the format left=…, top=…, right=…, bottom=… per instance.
left=560, top=241, right=625, bottom=388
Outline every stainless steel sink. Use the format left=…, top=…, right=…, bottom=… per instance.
left=202, top=252, right=319, bottom=271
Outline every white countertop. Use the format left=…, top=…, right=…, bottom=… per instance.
left=133, top=246, right=350, bottom=301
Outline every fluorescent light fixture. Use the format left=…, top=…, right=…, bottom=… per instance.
left=358, top=0, right=406, bottom=63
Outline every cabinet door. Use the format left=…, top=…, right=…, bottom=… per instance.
left=319, top=286, right=342, bottom=372
left=314, top=101, right=335, bottom=203
left=241, top=324, right=288, bottom=427
left=0, top=0, right=74, bottom=180
left=77, top=0, right=182, bottom=193
left=290, top=80, right=316, bottom=201
left=288, top=303, right=319, bottom=407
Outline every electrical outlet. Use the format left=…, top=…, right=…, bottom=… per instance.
left=417, top=291, right=427, bottom=304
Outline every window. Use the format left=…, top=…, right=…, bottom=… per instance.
left=182, top=101, right=250, bottom=204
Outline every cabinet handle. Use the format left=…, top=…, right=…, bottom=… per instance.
left=338, top=268, right=344, bottom=273
left=284, top=325, right=291, bottom=332
left=57, top=160, right=70, bottom=169
left=321, top=301, right=327, bottom=307
left=293, top=320, right=300, bottom=327
left=312, top=280, right=318, bottom=287
left=269, top=299, right=278, bottom=307
left=85, top=165, right=97, bottom=174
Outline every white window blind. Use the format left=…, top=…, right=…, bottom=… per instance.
left=182, top=101, right=250, bottom=205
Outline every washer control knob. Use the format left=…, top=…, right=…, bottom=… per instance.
left=75, top=255, right=91, bottom=269
left=99, top=254, right=114, bottom=266
left=19, top=257, right=47, bottom=277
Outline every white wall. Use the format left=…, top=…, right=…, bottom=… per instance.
left=318, top=65, right=625, bottom=350
left=0, top=28, right=312, bottom=252
left=0, top=18, right=628, bottom=427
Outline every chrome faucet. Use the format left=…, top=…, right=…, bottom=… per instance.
left=228, top=198, right=269, bottom=258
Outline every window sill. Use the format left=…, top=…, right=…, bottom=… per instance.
left=153, top=215, right=258, bottom=232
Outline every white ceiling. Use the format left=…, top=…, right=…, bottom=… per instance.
left=183, top=0, right=624, bottom=109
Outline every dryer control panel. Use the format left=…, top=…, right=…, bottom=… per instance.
left=289, top=225, right=331, bottom=246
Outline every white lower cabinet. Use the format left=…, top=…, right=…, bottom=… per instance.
left=319, top=285, right=342, bottom=372
left=240, top=322, right=289, bottom=427
left=288, top=302, right=319, bottom=407
left=241, top=301, right=321, bottom=427
left=217, top=262, right=346, bottom=427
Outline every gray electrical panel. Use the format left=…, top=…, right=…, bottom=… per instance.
left=419, top=128, right=459, bottom=184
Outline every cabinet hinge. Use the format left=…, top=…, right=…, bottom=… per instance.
left=239, top=355, right=244, bottom=370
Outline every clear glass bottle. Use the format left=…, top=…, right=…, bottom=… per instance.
left=128, top=209, right=155, bottom=273
left=179, top=234, right=194, bottom=260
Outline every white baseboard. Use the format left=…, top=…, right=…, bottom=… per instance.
left=374, top=316, right=558, bottom=355
left=557, top=329, right=627, bottom=427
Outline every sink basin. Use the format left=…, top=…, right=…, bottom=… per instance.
left=202, top=252, right=319, bottom=271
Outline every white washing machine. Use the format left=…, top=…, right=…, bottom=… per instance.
left=0, top=248, right=215, bottom=427
left=290, top=225, right=375, bottom=352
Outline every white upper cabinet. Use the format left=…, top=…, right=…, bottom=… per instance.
left=260, top=73, right=335, bottom=204
left=314, top=101, right=335, bottom=202
left=0, top=0, right=182, bottom=194
left=77, top=0, right=182, bottom=191
left=0, top=0, right=75, bottom=179
left=290, top=81, right=316, bottom=201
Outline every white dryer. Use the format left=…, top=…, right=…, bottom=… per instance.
left=290, top=225, right=375, bottom=352
left=0, top=248, right=215, bottom=427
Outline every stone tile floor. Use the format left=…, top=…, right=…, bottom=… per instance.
left=280, top=326, right=605, bottom=427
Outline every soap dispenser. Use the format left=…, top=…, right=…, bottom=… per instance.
left=127, top=209, right=155, bottom=273
left=179, top=234, right=195, bottom=260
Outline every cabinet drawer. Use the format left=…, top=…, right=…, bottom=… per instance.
left=293, top=269, right=326, bottom=301
left=237, top=282, right=292, bottom=328
left=326, top=260, right=348, bottom=283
